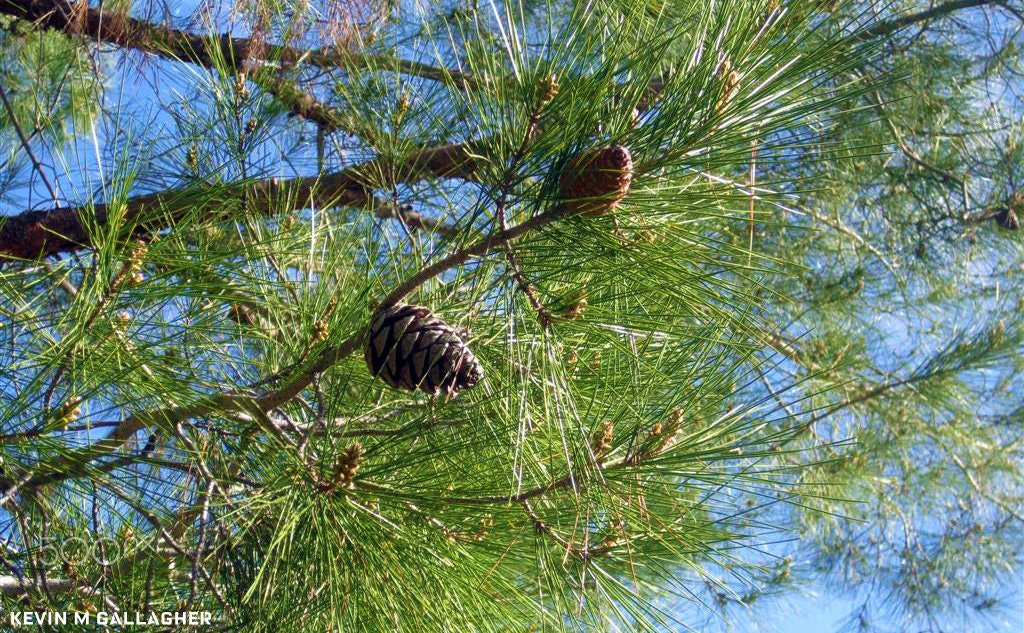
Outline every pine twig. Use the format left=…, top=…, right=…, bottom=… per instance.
left=494, top=76, right=559, bottom=329
left=0, top=83, right=59, bottom=205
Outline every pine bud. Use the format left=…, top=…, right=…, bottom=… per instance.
left=591, top=420, right=614, bottom=458
left=229, top=303, right=257, bottom=327
left=312, top=320, right=329, bottom=343
left=557, top=290, right=588, bottom=321
left=128, top=240, right=148, bottom=262
left=716, top=59, right=741, bottom=114
left=997, top=191, right=1022, bottom=230
left=234, top=73, right=249, bottom=101
left=333, top=442, right=364, bottom=487
left=56, top=398, right=82, bottom=429
left=538, top=74, right=559, bottom=107
left=997, top=207, right=1020, bottom=230
left=122, top=240, right=148, bottom=277
left=629, top=408, right=685, bottom=463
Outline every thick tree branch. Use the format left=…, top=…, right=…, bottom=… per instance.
left=0, top=1, right=355, bottom=130
left=0, top=0, right=473, bottom=129
left=0, top=142, right=474, bottom=261
left=1, top=0, right=262, bottom=69
left=857, top=0, right=1005, bottom=40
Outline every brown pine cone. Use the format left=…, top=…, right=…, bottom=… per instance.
left=365, top=303, right=483, bottom=396
left=559, top=145, right=633, bottom=216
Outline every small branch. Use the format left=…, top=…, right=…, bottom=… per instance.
left=929, top=433, right=1024, bottom=524
left=104, top=481, right=235, bottom=617
left=379, top=204, right=568, bottom=311
left=0, top=83, right=59, bottom=205
left=795, top=202, right=902, bottom=284
left=357, top=451, right=637, bottom=506
left=495, top=78, right=558, bottom=328
left=521, top=500, right=610, bottom=561
left=0, top=575, right=78, bottom=596
left=866, top=88, right=970, bottom=196
left=501, top=240, right=553, bottom=328
left=0, top=393, right=239, bottom=504
left=273, top=414, right=467, bottom=439
left=342, top=55, right=477, bottom=91
left=254, top=73, right=356, bottom=131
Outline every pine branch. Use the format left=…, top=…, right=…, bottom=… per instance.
left=257, top=202, right=571, bottom=411
left=354, top=438, right=676, bottom=508
left=0, top=492, right=236, bottom=599
left=0, top=83, right=58, bottom=204
left=254, top=73, right=356, bottom=131
left=856, top=0, right=1005, bottom=40
left=337, top=53, right=478, bottom=91
left=0, top=1, right=476, bottom=82
left=0, top=201, right=567, bottom=496
left=0, top=143, right=471, bottom=261
left=0, top=0, right=470, bottom=129
left=494, top=76, right=558, bottom=328
left=104, top=480, right=235, bottom=617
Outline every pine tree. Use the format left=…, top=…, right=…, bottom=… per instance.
left=733, top=1, right=1024, bottom=631
left=0, top=1, right=1019, bottom=632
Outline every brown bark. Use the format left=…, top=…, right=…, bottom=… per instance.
left=0, top=1, right=474, bottom=85
left=1, top=0, right=276, bottom=70
left=0, top=143, right=477, bottom=261
left=856, top=0, right=1004, bottom=40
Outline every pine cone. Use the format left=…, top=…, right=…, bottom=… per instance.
left=365, top=303, right=483, bottom=396
left=559, top=145, right=633, bottom=216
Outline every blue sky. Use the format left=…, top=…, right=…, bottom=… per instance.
left=1, top=2, right=1022, bottom=631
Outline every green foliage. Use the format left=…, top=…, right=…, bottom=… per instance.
left=0, top=1, right=1020, bottom=632
left=0, top=15, right=100, bottom=163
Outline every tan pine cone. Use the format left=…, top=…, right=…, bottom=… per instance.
left=559, top=145, right=633, bottom=216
